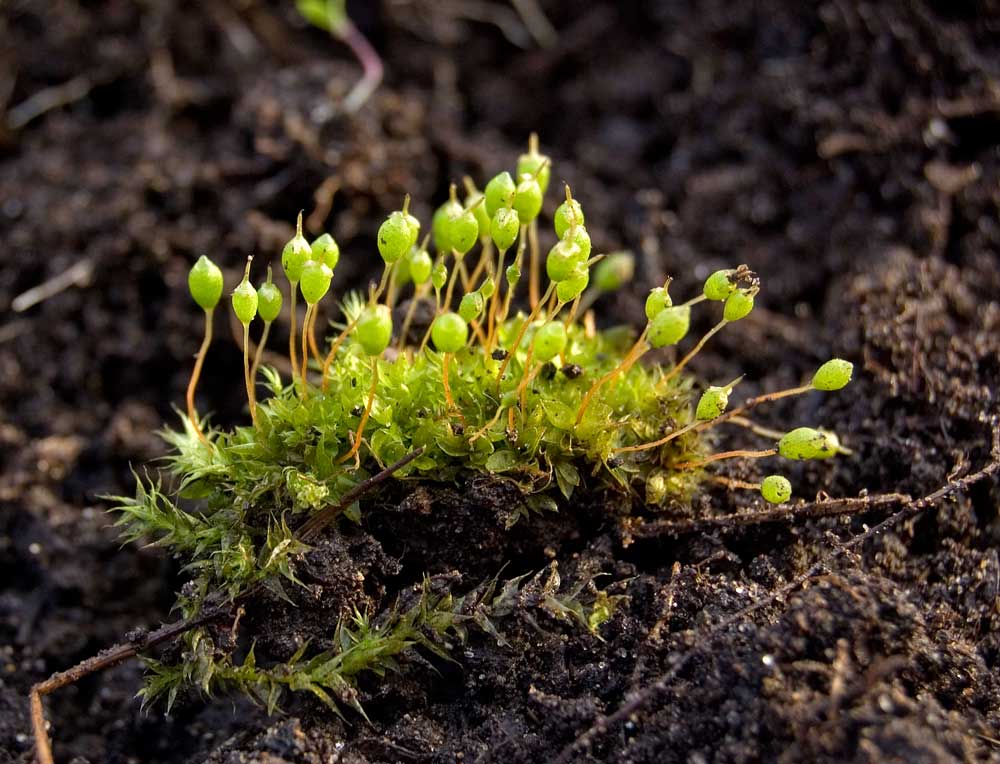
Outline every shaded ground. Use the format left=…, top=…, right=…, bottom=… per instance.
left=1, top=1, right=999, bottom=762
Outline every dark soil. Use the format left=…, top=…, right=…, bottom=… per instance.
left=2, top=1, right=1000, bottom=762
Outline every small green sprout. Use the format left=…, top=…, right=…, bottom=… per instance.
left=760, top=475, right=792, bottom=504
left=296, top=0, right=383, bottom=113
left=812, top=358, right=854, bottom=391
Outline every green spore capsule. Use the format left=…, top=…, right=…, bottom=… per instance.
left=517, top=134, right=551, bottom=194
left=778, top=427, right=838, bottom=460
left=431, top=261, right=449, bottom=291
left=546, top=240, right=583, bottom=282
left=490, top=207, right=520, bottom=251
left=257, top=271, right=283, bottom=323
left=478, top=276, right=496, bottom=300
left=403, top=204, right=421, bottom=244
left=311, top=233, right=340, bottom=271
left=760, top=475, right=792, bottom=504
left=534, top=321, right=568, bottom=362
left=378, top=211, right=416, bottom=264
left=463, top=182, right=491, bottom=242
left=648, top=305, right=691, bottom=348
left=408, top=248, right=433, bottom=285
left=300, top=260, right=333, bottom=305
left=513, top=175, right=543, bottom=223
left=431, top=312, right=468, bottom=353
left=188, top=255, right=224, bottom=311
left=703, top=269, right=737, bottom=301
left=556, top=268, right=589, bottom=303
left=281, top=214, right=311, bottom=283
left=431, top=197, right=464, bottom=253
left=695, top=385, right=730, bottom=421
left=459, top=291, right=485, bottom=323
left=723, top=290, right=755, bottom=322
left=506, top=264, right=521, bottom=287
left=231, top=265, right=258, bottom=325
left=563, top=225, right=592, bottom=260
left=485, top=171, right=517, bottom=217
left=444, top=206, right=480, bottom=256
left=554, top=199, right=584, bottom=239
left=644, top=286, right=673, bottom=320
left=356, top=304, right=393, bottom=356
left=394, top=252, right=413, bottom=287
left=812, top=358, right=854, bottom=391
left=592, top=252, right=635, bottom=292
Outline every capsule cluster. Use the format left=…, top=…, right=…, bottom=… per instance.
left=183, top=135, right=855, bottom=508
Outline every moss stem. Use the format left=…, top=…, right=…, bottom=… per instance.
left=186, top=308, right=214, bottom=446
left=675, top=448, right=777, bottom=470
left=336, top=358, right=379, bottom=465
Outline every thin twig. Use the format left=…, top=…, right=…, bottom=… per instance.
left=298, top=447, right=425, bottom=540
left=630, top=492, right=910, bottom=537
left=554, top=420, right=1000, bottom=763
left=30, top=605, right=231, bottom=764
left=6, top=76, right=94, bottom=131
left=11, top=259, right=94, bottom=312
left=30, top=447, right=425, bottom=763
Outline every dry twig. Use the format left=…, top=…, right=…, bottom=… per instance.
left=29, top=448, right=424, bottom=764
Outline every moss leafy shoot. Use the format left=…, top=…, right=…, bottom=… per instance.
left=111, top=135, right=854, bottom=715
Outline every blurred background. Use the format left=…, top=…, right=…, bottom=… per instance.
left=2, top=2, right=999, bottom=762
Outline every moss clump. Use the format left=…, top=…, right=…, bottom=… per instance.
left=110, top=135, right=855, bottom=718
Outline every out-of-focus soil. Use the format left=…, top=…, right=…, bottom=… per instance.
left=1, top=1, right=998, bottom=762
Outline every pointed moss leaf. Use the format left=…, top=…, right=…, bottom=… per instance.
left=554, top=460, right=580, bottom=500
left=486, top=449, right=518, bottom=473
